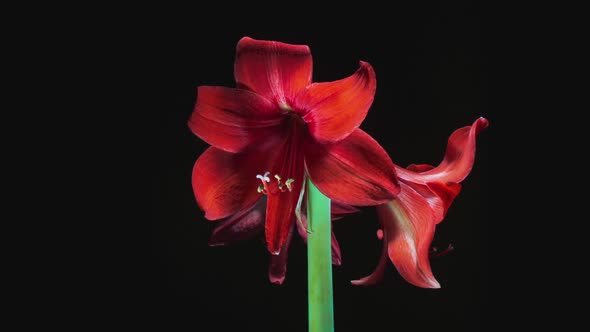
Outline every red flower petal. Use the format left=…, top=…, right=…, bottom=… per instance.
left=395, top=117, right=488, bottom=184
left=330, top=232, right=342, bottom=266
left=406, top=164, right=435, bottom=172
left=305, top=129, right=400, bottom=206
left=269, top=223, right=295, bottom=284
left=352, top=181, right=458, bottom=287
left=331, top=201, right=360, bottom=221
left=379, top=184, right=441, bottom=288
left=264, top=125, right=306, bottom=255
left=189, top=86, right=284, bottom=153
left=351, top=234, right=388, bottom=286
left=426, top=182, right=462, bottom=223
left=401, top=180, right=462, bottom=225
left=296, top=62, right=377, bottom=143
left=208, top=198, right=266, bottom=246
left=234, top=37, right=312, bottom=108
left=192, top=145, right=276, bottom=220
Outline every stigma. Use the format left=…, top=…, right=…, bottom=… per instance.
left=256, top=171, right=294, bottom=195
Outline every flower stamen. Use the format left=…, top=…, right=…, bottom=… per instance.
left=256, top=171, right=294, bottom=195
left=274, top=174, right=284, bottom=191
left=256, top=171, right=271, bottom=194
left=285, top=178, right=294, bottom=191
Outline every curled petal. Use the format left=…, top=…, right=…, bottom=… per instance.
left=305, top=129, right=400, bottom=206
left=352, top=181, right=455, bottom=287
left=269, top=223, right=295, bottom=284
left=425, top=182, right=462, bottom=223
left=401, top=180, right=462, bottom=224
left=192, top=145, right=277, bottom=220
left=234, top=37, right=312, bottom=107
left=297, top=62, right=377, bottom=143
left=351, top=233, right=388, bottom=286
left=189, top=86, right=284, bottom=153
left=406, top=164, right=435, bottom=172
left=209, top=198, right=266, bottom=246
left=396, top=117, right=488, bottom=184
left=381, top=183, right=441, bottom=288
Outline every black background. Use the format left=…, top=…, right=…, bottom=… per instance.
left=147, top=3, right=496, bottom=331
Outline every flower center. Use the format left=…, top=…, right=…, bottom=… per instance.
left=279, top=102, right=294, bottom=112
left=256, top=171, right=295, bottom=195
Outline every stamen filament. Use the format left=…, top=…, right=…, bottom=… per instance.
left=256, top=171, right=295, bottom=195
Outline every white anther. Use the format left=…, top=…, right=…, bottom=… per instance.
left=256, top=171, right=271, bottom=183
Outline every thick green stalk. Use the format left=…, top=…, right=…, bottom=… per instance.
left=307, top=179, right=334, bottom=332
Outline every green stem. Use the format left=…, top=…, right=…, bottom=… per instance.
left=307, top=178, right=334, bottom=332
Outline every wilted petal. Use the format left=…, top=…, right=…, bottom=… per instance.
left=188, top=86, right=284, bottom=153
left=380, top=183, right=441, bottom=288
left=234, top=37, right=312, bottom=107
left=209, top=198, right=266, bottom=246
left=296, top=62, right=376, bottom=143
left=305, top=129, right=400, bottom=206
left=396, top=117, right=488, bottom=184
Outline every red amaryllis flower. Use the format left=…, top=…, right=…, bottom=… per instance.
left=352, top=117, right=488, bottom=288
left=189, top=37, right=399, bottom=255
left=208, top=197, right=359, bottom=284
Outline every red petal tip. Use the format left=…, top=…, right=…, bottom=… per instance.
left=475, top=117, right=489, bottom=132
left=238, top=36, right=252, bottom=43
left=425, top=278, right=441, bottom=289
left=269, top=276, right=285, bottom=285
left=203, top=211, right=217, bottom=220
left=358, top=60, right=371, bottom=68
left=350, top=279, right=372, bottom=286
left=237, top=36, right=310, bottom=54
